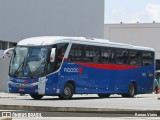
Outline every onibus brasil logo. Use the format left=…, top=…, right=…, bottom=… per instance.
left=2, top=112, right=42, bottom=118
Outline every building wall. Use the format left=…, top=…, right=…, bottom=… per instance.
left=0, top=0, right=104, bottom=92
left=0, top=59, right=10, bottom=92
left=104, top=23, right=160, bottom=59
left=0, top=0, right=104, bottom=42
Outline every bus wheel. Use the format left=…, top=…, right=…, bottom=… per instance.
left=98, top=94, right=110, bottom=98
left=59, top=83, right=74, bottom=99
left=30, top=94, right=43, bottom=100
left=122, top=83, right=135, bottom=98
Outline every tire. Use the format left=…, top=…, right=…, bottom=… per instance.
left=30, top=94, right=43, bottom=100
left=122, top=83, right=135, bottom=98
left=59, top=83, right=74, bottom=99
left=98, top=94, right=110, bottom=98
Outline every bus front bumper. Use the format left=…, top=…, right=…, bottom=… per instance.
left=8, top=81, right=61, bottom=95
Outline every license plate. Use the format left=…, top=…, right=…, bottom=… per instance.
left=19, top=88, right=25, bottom=92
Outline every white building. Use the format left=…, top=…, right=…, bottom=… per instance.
left=0, top=0, right=104, bottom=92
left=104, top=23, right=160, bottom=59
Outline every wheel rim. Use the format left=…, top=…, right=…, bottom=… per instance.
left=129, top=85, right=135, bottom=96
left=64, top=87, right=71, bottom=96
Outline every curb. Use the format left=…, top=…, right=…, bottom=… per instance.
left=0, top=105, right=160, bottom=115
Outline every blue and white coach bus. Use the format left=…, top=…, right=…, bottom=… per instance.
left=3, top=36, right=155, bottom=99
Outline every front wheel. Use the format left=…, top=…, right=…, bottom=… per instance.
left=59, top=83, right=74, bottom=99
left=30, top=94, right=43, bottom=100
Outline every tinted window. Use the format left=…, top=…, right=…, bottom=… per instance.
left=47, top=43, right=68, bottom=73
left=142, top=52, right=154, bottom=66
left=115, top=49, right=129, bottom=64
left=100, top=48, right=114, bottom=64
left=56, top=43, right=68, bottom=57
left=68, top=44, right=84, bottom=62
left=85, top=46, right=100, bottom=63
left=68, top=44, right=100, bottom=63
left=68, top=44, right=154, bottom=66
left=129, top=50, right=141, bottom=66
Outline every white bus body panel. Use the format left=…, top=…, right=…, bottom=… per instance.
left=17, top=36, right=154, bottom=52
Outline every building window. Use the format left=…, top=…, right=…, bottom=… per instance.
left=0, top=41, right=7, bottom=50
left=9, top=42, right=17, bottom=48
left=0, top=41, right=17, bottom=50
left=0, top=42, right=2, bottom=50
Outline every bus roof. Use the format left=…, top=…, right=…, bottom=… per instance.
left=17, top=36, right=154, bottom=51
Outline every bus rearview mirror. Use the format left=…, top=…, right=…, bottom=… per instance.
left=50, top=48, right=56, bottom=62
left=2, top=48, right=15, bottom=60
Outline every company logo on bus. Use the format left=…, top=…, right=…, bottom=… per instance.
left=64, top=68, right=79, bottom=73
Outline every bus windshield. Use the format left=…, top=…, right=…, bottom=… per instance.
left=9, top=46, right=50, bottom=78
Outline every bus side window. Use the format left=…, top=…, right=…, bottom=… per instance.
left=110, top=50, right=115, bottom=64
left=55, top=43, right=68, bottom=69
left=68, top=44, right=83, bottom=62
left=48, top=43, right=69, bottom=73
left=115, top=49, right=129, bottom=65
left=142, top=52, right=154, bottom=66
left=100, top=48, right=112, bottom=64
left=85, top=46, right=95, bottom=63
left=136, top=51, right=142, bottom=66
left=129, top=50, right=141, bottom=66
left=93, top=48, right=100, bottom=63
left=122, top=50, right=129, bottom=64
left=83, top=45, right=100, bottom=63
left=129, top=50, right=137, bottom=65
left=115, top=49, right=123, bottom=64
left=57, top=43, right=68, bottom=58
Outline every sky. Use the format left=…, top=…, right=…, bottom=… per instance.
left=105, top=0, right=160, bottom=23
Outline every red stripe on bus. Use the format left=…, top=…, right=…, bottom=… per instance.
left=79, top=67, right=83, bottom=74
left=75, top=62, right=140, bottom=70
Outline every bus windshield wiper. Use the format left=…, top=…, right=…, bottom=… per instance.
left=13, top=57, right=26, bottom=77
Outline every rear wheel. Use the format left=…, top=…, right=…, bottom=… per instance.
left=98, top=94, right=110, bottom=98
left=122, top=83, right=135, bottom=98
left=30, top=94, right=43, bottom=100
left=59, top=83, right=74, bottom=99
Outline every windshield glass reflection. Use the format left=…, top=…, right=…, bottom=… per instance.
left=9, top=47, right=49, bottom=78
